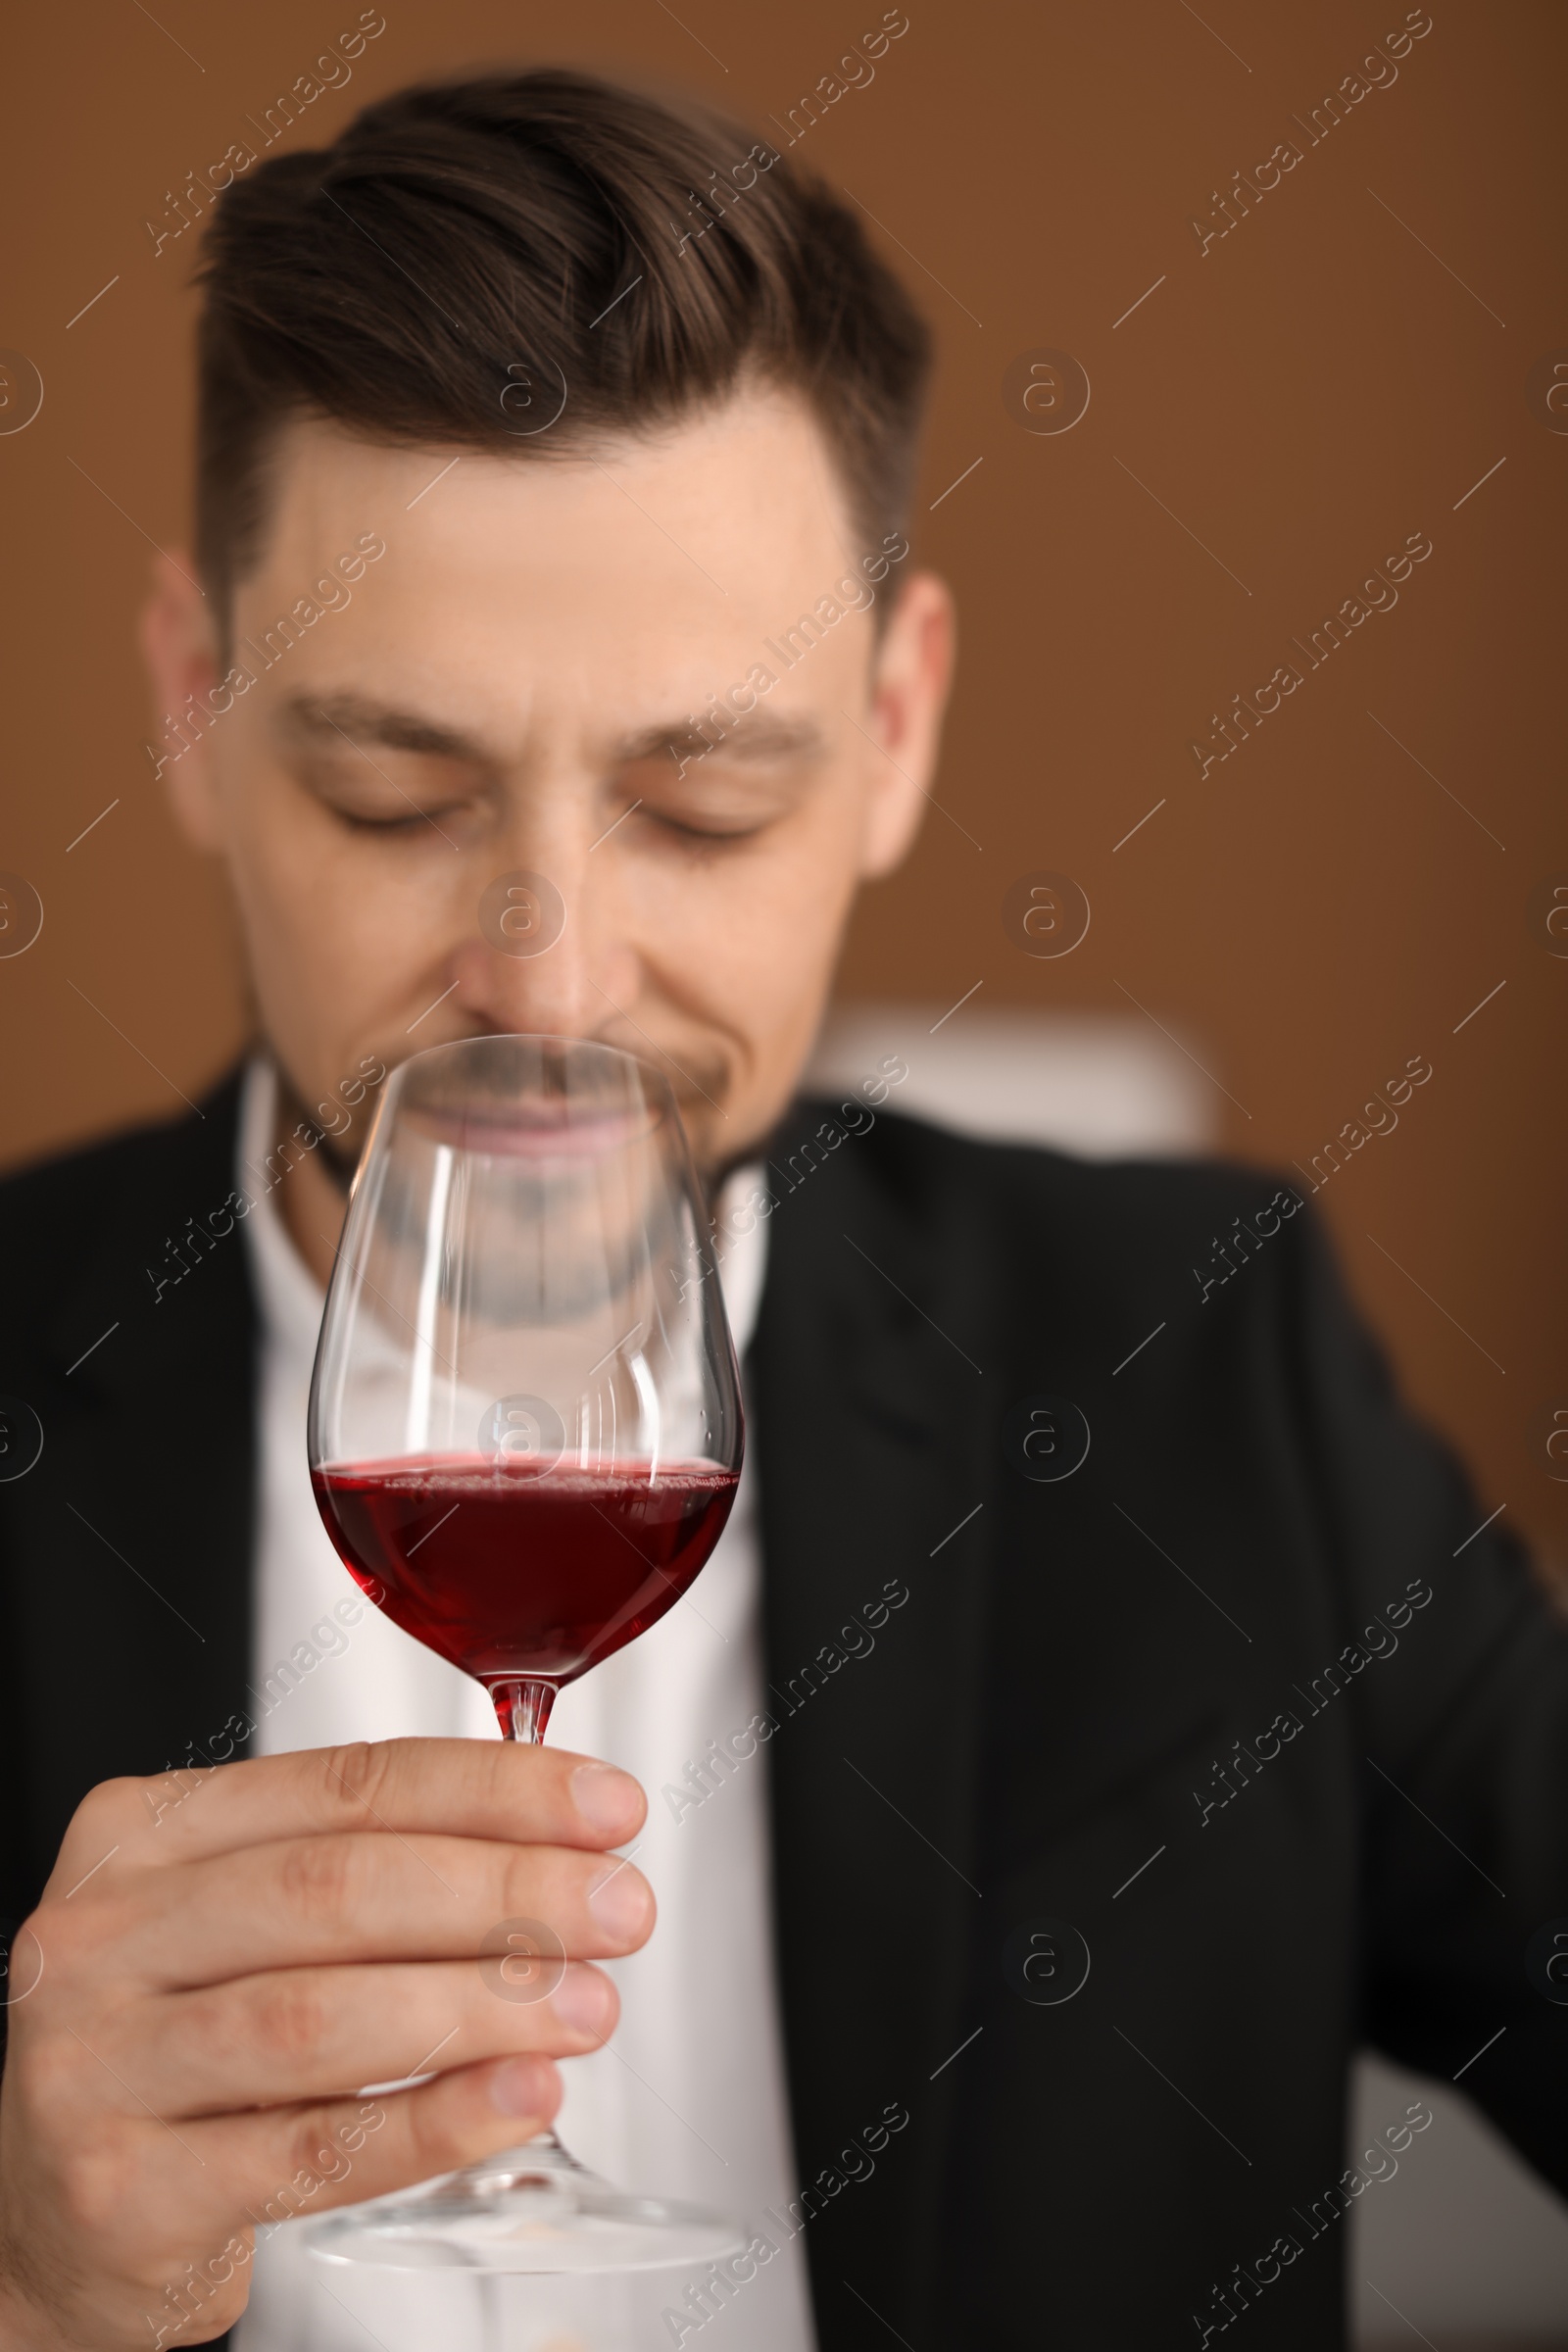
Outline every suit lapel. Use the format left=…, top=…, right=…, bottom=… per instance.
left=751, top=1102, right=1244, bottom=2341
left=10, top=1076, right=257, bottom=1892
left=751, top=1101, right=996, bottom=2297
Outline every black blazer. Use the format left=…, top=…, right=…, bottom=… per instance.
left=3, top=1073, right=1566, bottom=2349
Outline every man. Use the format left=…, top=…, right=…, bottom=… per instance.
left=1, top=63, right=1564, bottom=2352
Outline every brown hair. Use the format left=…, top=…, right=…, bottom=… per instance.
left=194, top=67, right=933, bottom=647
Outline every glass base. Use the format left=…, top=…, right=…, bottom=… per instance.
left=306, top=2134, right=746, bottom=2275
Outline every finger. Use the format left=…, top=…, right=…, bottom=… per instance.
left=119, top=1831, right=654, bottom=1988
left=138, top=1959, right=619, bottom=2113
left=0, top=2059, right=563, bottom=2327
left=52, top=1737, right=645, bottom=1881
left=205, top=2053, right=565, bottom=2231
left=108, top=2057, right=567, bottom=2275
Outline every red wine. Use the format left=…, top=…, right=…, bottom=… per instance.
left=312, top=1455, right=739, bottom=1690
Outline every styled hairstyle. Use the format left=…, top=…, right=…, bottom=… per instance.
left=194, top=67, right=933, bottom=645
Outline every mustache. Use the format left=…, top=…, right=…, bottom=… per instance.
left=276, top=1030, right=735, bottom=1183
left=581, top=1027, right=732, bottom=1135
left=662, top=1066, right=734, bottom=1137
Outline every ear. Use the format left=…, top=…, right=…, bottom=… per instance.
left=857, top=568, right=956, bottom=879
left=139, top=551, right=224, bottom=851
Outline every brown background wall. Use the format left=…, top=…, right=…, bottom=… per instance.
left=1, top=0, right=1563, bottom=1563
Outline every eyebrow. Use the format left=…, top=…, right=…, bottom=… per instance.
left=281, top=693, right=491, bottom=762
left=281, top=692, right=830, bottom=773
left=618, top=711, right=829, bottom=768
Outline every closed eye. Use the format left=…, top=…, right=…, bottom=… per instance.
left=336, top=805, right=459, bottom=834
left=640, top=806, right=771, bottom=844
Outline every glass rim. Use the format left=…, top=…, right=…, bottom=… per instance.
left=385, top=1032, right=681, bottom=1158
left=394, top=1029, right=676, bottom=1091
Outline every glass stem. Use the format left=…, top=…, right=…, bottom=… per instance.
left=486, top=1677, right=569, bottom=2164
left=490, top=1676, right=558, bottom=1743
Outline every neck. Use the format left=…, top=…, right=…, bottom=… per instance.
left=270, top=1066, right=356, bottom=1292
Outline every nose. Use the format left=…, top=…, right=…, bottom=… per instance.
left=444, top=811, right=642, bottom=1042
left=448, top=864, right=590, bottom=1036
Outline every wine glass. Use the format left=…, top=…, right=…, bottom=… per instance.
left=303, top=1034, right=746, bottom=2274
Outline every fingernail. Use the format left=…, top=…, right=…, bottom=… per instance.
left=489, top=2054, right=557, bottom=2118
left=552, top=1964, right=613, bottom=2035
left=571, top=1761, right=642, bottom=1837
left=588, top=1859, right=651, bottom=1943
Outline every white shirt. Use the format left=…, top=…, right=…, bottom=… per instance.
left=233, top=1059, right=815, bottom=2352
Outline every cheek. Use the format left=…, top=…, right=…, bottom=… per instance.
left=716, top=830, right=860, bottom=1055
left=708, top=809, right=862, bottom=985
left=220, top=760, right=337, bottom=996
left=220, top=754, right=450, bottom=1074
left=630, top=813, right=856, bottom=1079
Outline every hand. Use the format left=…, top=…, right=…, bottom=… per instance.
left=0, top=1738, right=651, bottom=2349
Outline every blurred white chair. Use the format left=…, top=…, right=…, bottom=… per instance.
left=1350, top=2053, right=1568, bottom=2348
left=806, top=1001, right=1215, bottom=1156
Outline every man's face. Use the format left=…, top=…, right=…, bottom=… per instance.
left=149, top=388, right=954, bottom=1182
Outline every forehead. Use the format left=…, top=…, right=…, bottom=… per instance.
left=239, top=392, right=872, bottom=731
